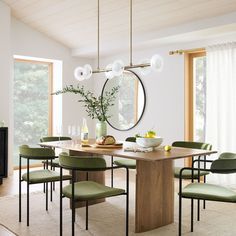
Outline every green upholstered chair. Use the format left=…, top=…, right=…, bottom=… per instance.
left=18, top=145, right=71, bottom=226
left=172, top=141, right=212, bottom=179
left=40, top=136, right=72, bottom=168
left=40, top=136, right=72, bottom=192
left=110, top=137, right=136, bottom=187
left=59, top=153, right=129, bottom=236
left=172, top=141, right=212, bottom=221
left=178, top=152, right=236, bottom=236
left=40, top=136, right=72, bottom=143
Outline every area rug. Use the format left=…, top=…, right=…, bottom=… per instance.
left=0, top=178, right=236, bottom=235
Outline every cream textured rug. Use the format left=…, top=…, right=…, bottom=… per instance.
left=0, top=174, right=236, bottom=235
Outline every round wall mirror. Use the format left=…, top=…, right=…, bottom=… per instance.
left=101, top=70, right=146, bottom=131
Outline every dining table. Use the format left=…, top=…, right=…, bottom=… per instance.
left=39, top=139, right=216, bottom=233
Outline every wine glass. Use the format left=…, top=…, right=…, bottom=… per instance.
left=56, top=125, right=62, bottom=142
left=71, top=125, right=76, bottom=144
left=68, top=125, right=72, bottom=137
left=77, top=125, right=80, bottom=139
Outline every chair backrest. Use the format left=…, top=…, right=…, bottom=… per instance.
left=40, top=136, right=72, bottom=142
left=59, top=153, right=106, bottom=171
left=125, top=137, right=136, bottom=142
left=19, top=145, right=55, bottom=160
left=172, top=141, right=212, bottom=150
left=211, top=152, right=236, bottom=174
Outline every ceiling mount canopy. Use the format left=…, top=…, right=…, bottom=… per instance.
left=74, top=0, right=164, bottom=81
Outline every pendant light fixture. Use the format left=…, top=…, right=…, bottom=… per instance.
left=74, top=0, right=163, bottom=81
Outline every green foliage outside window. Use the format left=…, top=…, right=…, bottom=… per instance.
left=14, top=61, right=49, bottom=166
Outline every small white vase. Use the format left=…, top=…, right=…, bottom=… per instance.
left=95, top=121, right=107, bottom=139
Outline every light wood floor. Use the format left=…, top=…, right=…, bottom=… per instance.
left=0, top=168, right=50, bottom=236
left=0, top=168, right=48, bottom=197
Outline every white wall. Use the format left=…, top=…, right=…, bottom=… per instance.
left=94, top=34, right=236, bottom=166
left=94, top=47, right=184, bottom=144
left=0, top=2, right=13, bottom=174
left=0, top=3, right=95, bottom=174
left=11, top=18, right=95, bottom=138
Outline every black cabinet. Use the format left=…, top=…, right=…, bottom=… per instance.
left=0, top=127, right=8, bottom=184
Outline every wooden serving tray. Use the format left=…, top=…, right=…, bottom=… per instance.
left=93, top=143, right=123, bottom=148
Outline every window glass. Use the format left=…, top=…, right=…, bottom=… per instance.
left=193, top=56, right=206, bottom=142
left=14, top=60, right=51, bottom=167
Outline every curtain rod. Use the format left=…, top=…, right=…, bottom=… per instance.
left=169, top=47, right=205, bottom=55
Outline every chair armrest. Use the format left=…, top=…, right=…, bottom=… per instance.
left=192, top=159, right=213, bottom=167
left=179, top=167, right=212, bottom=180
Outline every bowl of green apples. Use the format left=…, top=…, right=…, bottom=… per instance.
left=136, top=130, right=163, bottom=148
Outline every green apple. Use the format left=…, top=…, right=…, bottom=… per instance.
left=145, top=130, right=156, bottom=138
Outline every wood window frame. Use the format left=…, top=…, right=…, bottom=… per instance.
left=184, top=50, right=206, bottom=167
left=14, top=59, right=53, bottom=170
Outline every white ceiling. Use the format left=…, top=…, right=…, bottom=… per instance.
left=3, top=0, right=236, bottom=57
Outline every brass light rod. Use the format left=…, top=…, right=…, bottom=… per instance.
left=97, top=0, right=100, bottom=69
left=169, top=47, right=205, bottom=55
left=130, top=0, right=133, bottom=66
left=92, top=63, right=150, bottom=73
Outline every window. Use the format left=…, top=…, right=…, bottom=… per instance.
left=193, top=53, right=206, bottom=142
left=13, top=59, right=53, bottom=168
left=184, top=51, right=206, bottom=165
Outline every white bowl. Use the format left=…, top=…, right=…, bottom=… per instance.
left=136, top=137, right=163, bottom=148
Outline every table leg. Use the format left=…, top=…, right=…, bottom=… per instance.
left=135, top=159, right=174, bottom=233
left=69, top=150, right=105, bottom=208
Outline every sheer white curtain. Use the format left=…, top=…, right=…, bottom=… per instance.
left=205, top=42, right=236, bottom=186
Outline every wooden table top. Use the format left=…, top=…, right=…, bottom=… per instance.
left=39, top=139, right=217, bottom=162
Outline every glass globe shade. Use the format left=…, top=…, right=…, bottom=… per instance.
left=150, top=54, right=164, bottom=72
left=74, top=66, right=85, bottom=81
left=105, top=64, right=114, bottom=79
left=83, top=64, right=93, bottom=80
left=112, top=60, right=124, bottom=76
left=139, top=59, right=152, bottom=76
left=74, top=66, right=84, bottom=81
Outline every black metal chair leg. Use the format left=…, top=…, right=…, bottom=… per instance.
left=60, top=167, right=63, bottom=236
left=50, top=160, right=53, bottom=200
left=27, top=158, right=30, bottom=226
left=46, top=182, right=48, bottom=211
left=111, top=156, right=114, bottom=187
left=197, top=156, right=200, bottom=221
left=50, top=182, right=53, bottom=202
left=191, top=199, right=194, bottom=232
left=126, top=168, right=129, bottom=236
left=203, top=156, right=206, bottom=209
left=43, top=162, right=46, bottom=193
left=53, top=166, right=56, bottom=191
left=86, top=201, right=88, bottom=230
left=203, top=176, right=206, bottom=210
left=72, top=171, right=75, bottom=236
left=197, top=199, right=200, bottom=221
left=179, top=172, right=183, bottom=236
left=19, top=156, right=22, bottom=222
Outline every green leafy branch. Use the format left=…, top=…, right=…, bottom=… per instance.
left=53, top=84, right=119, bottom=121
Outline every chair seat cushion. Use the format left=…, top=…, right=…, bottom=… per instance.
left=63, top=181, right=125, bottom=201
left=114, top=159, right=136, bottom=169
left=182, top=183, right=236, bottom=202
left=174, top=167, right=210, bottom=179
left=22, top=169, right=71, bottom=184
